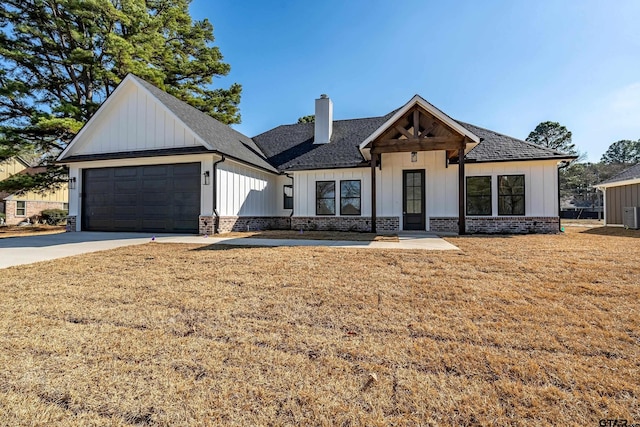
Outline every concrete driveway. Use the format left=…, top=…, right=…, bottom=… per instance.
left=0, top=231, right=459, bottom=269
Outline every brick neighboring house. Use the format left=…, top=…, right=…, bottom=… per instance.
left=1, top=158, right=69, bottom=225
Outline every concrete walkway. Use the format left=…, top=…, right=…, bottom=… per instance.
left=0, top=231, right=459, bottom=269
left=163, top=232, right=460, bottom=251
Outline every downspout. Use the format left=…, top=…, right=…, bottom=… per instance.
left=557, top=161, right=570, bottom=232
left=285, top=172, right=294, bottom=230
left=213, top=155, right=226, bottom=233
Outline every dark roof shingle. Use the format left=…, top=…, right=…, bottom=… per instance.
left=457, top=122, right=576, bottom=163
left=253, top=113, right=395, bottom=171
left=253, top=114, right=576, bottom=170
left=597, top=163, right=640, bottom=186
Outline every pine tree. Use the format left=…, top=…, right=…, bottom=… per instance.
left=600, top=139, right=640, bottom=164
left=0, top=0, right=240, bottom=192
left=526, top=121, right=576, bottom=154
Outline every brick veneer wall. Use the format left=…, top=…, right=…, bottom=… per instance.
left=429, top=217, right=459, bottom=233
left=199, top=215, right=214, bottom=235
left=4, top=200, right=65, bottom=225
left=291, top=216, right=399, bottom=233
left=66, top=215, right=77, bottom=232
left=467, top=216, right=559, bottom=234
left=217, top=216, right=291, bottom=233
left=430, top=216, right=559, bottom=234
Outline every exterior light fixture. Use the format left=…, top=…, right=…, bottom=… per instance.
left=203, top=170, right=210, bottom=185
left=68, top=177, right=76, bottom=189
left=411, top=152, right=418, bottom=162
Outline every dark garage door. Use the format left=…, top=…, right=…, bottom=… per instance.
left=82, top=163, right=201, bottom=233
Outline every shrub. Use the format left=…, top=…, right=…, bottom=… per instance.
left=41, top=209, right=68, bottom=225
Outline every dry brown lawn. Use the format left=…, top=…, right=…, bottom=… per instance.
left=0, top=225, right=66, bottom=238
left=0, top=226, right=638, bottom=426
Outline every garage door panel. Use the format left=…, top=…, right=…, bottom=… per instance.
left=86, top=169, right=111, bottom=179
left=114, top=194, right=138, bottom=205
left=143, top=165, right=168, bottom=176
left=113, top=167, right=137, bottom=177
left=82, top=162, right=200, bottom=233
left=172, top=163, right=200, bottom=175
left=114, top=180, right=137, bottom=191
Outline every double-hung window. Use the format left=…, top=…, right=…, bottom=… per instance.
left=340, top=180, right=361, bottom=215
left=498, top=175, right=525, bottom=215
left=16, top=201, right=26, bottom=216
left=316, top=181, right=335, bottom=215
left=466, top=176, right=492, bottom=216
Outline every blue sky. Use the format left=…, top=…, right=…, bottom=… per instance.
left=191, top=0, right=640, bottom=162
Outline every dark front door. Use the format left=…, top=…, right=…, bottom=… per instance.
left=82, top=163, right=201, bottom=233
left=403, top=169, right=425, bottom=230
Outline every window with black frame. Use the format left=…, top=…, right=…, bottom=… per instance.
left=466, top=176, right=492, bottom=215
left=316, top=181, right=335, bottom=215
left=498, top=175, right=525, bottom=215
left=283, top=185, right=293, bottom=209
left=340, top=180, right=361, bottom=215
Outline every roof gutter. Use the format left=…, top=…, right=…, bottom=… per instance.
left=213, top=155, right=226, bottom=233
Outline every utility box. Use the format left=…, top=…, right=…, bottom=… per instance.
left=623, top=206, right=639, bottom=229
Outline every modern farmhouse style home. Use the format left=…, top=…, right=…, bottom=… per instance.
left=57, top=74, right=575, bottom=235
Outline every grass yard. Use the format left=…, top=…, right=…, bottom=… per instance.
left=0, top=227, right=638, bottom=425
left=0, top=225, right=66, bottom=238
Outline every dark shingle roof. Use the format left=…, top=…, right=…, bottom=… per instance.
left=597, top=163, right=640, bottom=186
left=130, top=75, right=277, bottom=173
left=253, top=113, right=395, bottom=171
left=457, top=122, right=576, bottom=163
left=253, top=113, right=576, bottom=171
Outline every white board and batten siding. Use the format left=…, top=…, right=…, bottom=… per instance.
left=378, top=151, right=459, bottom=218
left=465, top=160, right=559, bottom=217
left=217, top=160, right=291, bottom=217
left=292, top=150, right=560, bottom=226
left=294, top=169, right=371, bottom=216
left=69, top=83, right=201, bottom=156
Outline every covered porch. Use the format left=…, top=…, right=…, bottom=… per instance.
left=359, top=98, right=479, bottom=234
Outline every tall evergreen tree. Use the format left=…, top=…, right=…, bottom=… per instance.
left=0, top=0, right=240, bottom=192
left=600, top=139, right=640, bottom=164
left=526, top=121, right=576, bottom=154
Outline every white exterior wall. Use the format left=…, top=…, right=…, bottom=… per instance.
left=69, top=84, right=201, bottom=156
left=465, top=160, right=559, bottom=217
left=217, top=159, right=288, bottom=217
left=378, top=151, right=459, bottom=218
left=294, top=168, right=371, bottom=216
left=291, top=151, right=559, bottom=230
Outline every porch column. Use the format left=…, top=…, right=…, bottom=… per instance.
left=371, top=153, right=377, bottom=233
left=458, top=142, right=466, bottom=235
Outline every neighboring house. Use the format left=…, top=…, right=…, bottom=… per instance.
left=0, top=156, right=30, bottom=215
left=595, top=163, right=640, bottom=225
left=57, top=74, right=576, bottom=234
left=0, top=157, right=69, bottom=225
